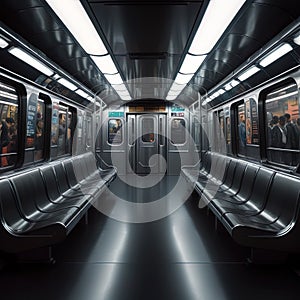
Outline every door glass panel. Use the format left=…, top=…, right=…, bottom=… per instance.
left=159, top=117, right=164, bottom=146
left=171, top=118, right=186, bottom=144
left=34, top=99, right=45, bottom=161
left=128, top=117, right=135, bottom=145
left=237, top=104, right=246, bottom=155
left=108, top=119, right=123, bottom=145
left=142, top=118, right=154, bottom=142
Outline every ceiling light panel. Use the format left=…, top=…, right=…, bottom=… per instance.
left=174, top=73, right=195, bottom=84
left=0, top=36, right=9, bottom=48
left=45, top=0, right=107, bottom=55
left=116, top=90, right=130, bottom=97
left=224, top=79, right=239, bottom=91
left=259, top=43, right=293, bottom=67
left=104, top=73, right=123, bottom=85
left=87, top=96, right=94, bottom=101
left=58, top=77, right=77, bottom=91
left=293, top=33, right=300, bottom=45
left=237, top=65, right=260, bottom=81
left=91, top=55, right=118, bottom=74
left=75, top=89, right=90, bottom=98
left=8, top=47, right=54, bottom=76
left=166, top=95, right=177, bottom=101
left=189, top=0, right=246, bottom=55
left=179, top=54, right=206, bottom=74
left=112, top=83, right=128, bottom=92
left=169, top=83, right=186, bottom=92
left=118, top=93, right=131, bottom=101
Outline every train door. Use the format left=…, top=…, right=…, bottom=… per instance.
left=127, top=113, right=166, bottom=174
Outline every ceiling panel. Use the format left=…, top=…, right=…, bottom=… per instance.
left=189, top=0, right=300, bottom=106
left=0, top=0, right=300, bottom=107
left=87, top=0, right=204, bottom=82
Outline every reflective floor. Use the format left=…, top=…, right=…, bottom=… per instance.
left=1, top=176, right=300, bottom=300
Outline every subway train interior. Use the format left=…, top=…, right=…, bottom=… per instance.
left=1, top=0, right=300, bottom=299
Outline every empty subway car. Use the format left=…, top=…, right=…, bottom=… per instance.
left=1, top=1, right=300, bottom=300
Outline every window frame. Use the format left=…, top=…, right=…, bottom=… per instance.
left=0, top=76, right=26, bottom=171
left=170, top=117, right=187, bottom=145
left=261, top=78, right=300, bottom=167
left=107, top=118, right=124, bottom=146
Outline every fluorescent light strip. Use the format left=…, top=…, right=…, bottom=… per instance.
left=91, top=55, right=118, bottom=74
left=168, top=91, right=182, bottom=96
left=0, top=91, right=18, bottom=101
left=167, top=89, right=185, bottom=99
left=46, top=0, right=107, bottom=55
left=0, top=83, right=16, bottom=92
left=207, top=89, right=225, bottom=101
left=119, top=95, right=131, bottom=101
left=112, top=83, right=128, bottom=92
left=202, top=96, right=213, bottom=105
left=169, top=0, right=245, bottom=95
left=0, top=36, right=9, bottom=48
left=267, top=84, right=297, bottom=96
left=169, top=83, right=186, bottom=92
left=58, top=78, right=77, bottom=91
left=202, top=99, right=208, bottom=106
left=179, top=54, right=206, bottom=74
left=104, top=73, right=123, bottom=85
left=259, top=43, right=293, bottom=67
left=116, top=90, right=130, bottom=97
left=237, top=65, right=260, bottom=81
left=294, top=34, right=300, bottom=46
left=114, top=87, right=131, bottom=100
left=266, top=91, right=298, bottom=103
left=8, top=47, right=54, bottom=77
left=218, top=88, right=225, bottom=95
left=52, top=74, right=60, bottom=80
left=230, top=79, right=239, bottom=88
left=224, top=79, right=239, bottom=91
left=166, top=95, right=177, bottom=101
left=167, top=94, right=180, bottom=99
left=174, top=73, right=195, bottom=84
left=75, top=89, right=90, bottom=98
left=166, top=88, right=183, bottom=100
left=189, top=0, right=246, bottom=55
left=224, top=83, right=232, bottom=91
left=211, top=91, right=219, bottom=98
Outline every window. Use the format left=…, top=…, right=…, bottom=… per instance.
left=66, top=111, right=73, bottom=154
left=159, top=117, right=165, bottom=146
left=265, top=82, right=300, bottom=166
left=128, top=116, right=135, bottom=146
left=52, top=102, right=74, bottom=156
left=51, top=100, right=59, bottom=146
left=245, top=98, right=259, bottom=145
left=0, top=82, right=18, bottom=168
left=171, top=118, right=186, bottom=144
left=142, top=117, right=154, bottom=143
left=226, top=117, right=231, bottom=145
left=224, top=107, right=231, bottom=146
left=34, top=100, right=45, bottom=161
left=86, top=114, right=92, bottom=148
left=237, top=103, right=246, bottom=155
left=57, top=108, right=67, bottom=155
left=237, top=98, right=259, bottom=156
left=108, top=119, right=123, bottom=145
left=212, top=110, right=225, bottom=152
